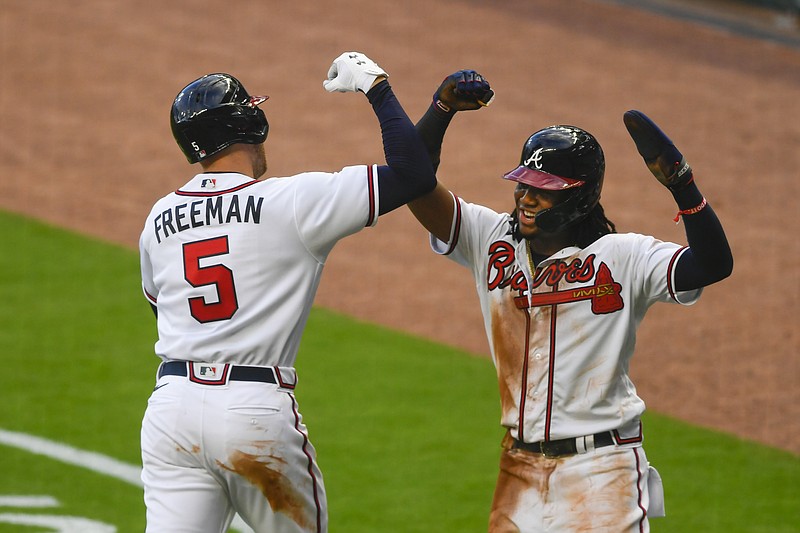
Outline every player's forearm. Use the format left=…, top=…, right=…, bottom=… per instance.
left=673, top=182, right=733, bottom=290
left=414, top=103, right=455, bottom=174
left=367, top=80, right=436, bottom=212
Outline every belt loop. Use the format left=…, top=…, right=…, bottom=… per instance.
left=585, top=434, right=596, bottom=453
left=274, top=366, right=297, bottom=389
left=575, top=436, right=587, bottom=454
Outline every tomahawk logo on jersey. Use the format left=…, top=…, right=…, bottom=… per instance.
left=486, top=240, right=624, bottom=314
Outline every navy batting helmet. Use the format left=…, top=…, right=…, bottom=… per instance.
left=170, top=73, right=269, bottom=163
left=503, top=125, right=605, bottom=233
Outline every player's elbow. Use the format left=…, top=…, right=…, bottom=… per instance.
left=705, top=250, right=734, bottom=285
left=417, top=172, right=438, bottom=196
left=396, top=160, right=437, bottom=200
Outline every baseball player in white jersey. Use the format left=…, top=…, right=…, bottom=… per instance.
left=409, top=71, right=733, bottom=531
left=138, top=52, right=435, bottom=533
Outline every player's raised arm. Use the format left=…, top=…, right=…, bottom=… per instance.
left=623, top=110, right=733, bottom=291
left=408, top=70, right=495, bottom=242
left=323, top=51, right=436, bottom=215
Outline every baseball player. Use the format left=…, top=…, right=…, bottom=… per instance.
left=138, top=52, right=435, bottom=533
left=409, top=71, right=733, bottom=532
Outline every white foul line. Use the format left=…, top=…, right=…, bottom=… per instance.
left=0, top=496, right=60, bottom=508
left=0, top=428, right=253, bottom=533
left=0, top=428, right=142, bottom=486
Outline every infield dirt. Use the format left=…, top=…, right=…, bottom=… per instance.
left=1, top=0, right=797, bottom=454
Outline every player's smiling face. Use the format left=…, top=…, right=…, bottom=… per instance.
left=514, top=183, right=568, bottom=238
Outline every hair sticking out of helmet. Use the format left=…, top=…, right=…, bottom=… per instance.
left=170, top=73, right=269, bottom=164
left=503, top=125, right=605, bottom=233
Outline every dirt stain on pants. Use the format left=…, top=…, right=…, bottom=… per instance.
left=218, top=450, right=312, bottom=530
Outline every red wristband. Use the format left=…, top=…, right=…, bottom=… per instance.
left=674, top=197, right=707, bottom=224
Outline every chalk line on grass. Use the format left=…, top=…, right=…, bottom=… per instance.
left=0, top=428, right=253, bottom=533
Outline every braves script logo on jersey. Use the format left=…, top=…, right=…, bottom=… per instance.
left=487, top=241, right=623, bottom=315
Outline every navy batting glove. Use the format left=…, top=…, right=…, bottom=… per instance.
left=433, top=69, right=495, bottom=113
left=623, top=110, right=693, bottom=191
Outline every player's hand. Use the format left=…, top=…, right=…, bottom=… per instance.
left=433, top=70, right=495, bottom=113
left=623, top=110, right=693, bottom=191
left=323, top=51, right=388, bottom=94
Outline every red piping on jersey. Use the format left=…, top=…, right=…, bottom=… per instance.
left=144, top=290, right=157, bottom=304
left=634, top=447, right=647, bottom=532
left=445, top=195, right=462, bottom=256
left=274, top=366, right=297, bottom=390
left=613, top=421, right=643, bottom=445
left=517, top=308, right=532, bottom=441
left=366, top=165, right=376, bottom=226
left=543, top=284, right=559, bottom=441
left=666, top=246, right=687, bottom=301
left=175, top=180, right=260, bottom=197
left=291, top=395, right=323, bottom=532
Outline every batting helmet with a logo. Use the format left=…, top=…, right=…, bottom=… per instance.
left=503, top=125, right=605, bottom=233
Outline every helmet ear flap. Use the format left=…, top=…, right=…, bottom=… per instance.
left=534, top=175, right=603, bottom=232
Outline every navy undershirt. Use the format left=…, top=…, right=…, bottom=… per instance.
left=367, top=81, right=436, bottom=215
left=414, top=103, right=732, bottom=291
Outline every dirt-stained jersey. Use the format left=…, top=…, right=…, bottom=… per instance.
left=431, top=194, right=702, bottom=444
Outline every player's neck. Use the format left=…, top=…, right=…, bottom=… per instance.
left=528, top=229, right=576, bottom=257
left=199, top=145, right=259, bottom=178
left=528, top=231, right=576, bottom=257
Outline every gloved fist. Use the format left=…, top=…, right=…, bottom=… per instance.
left=323, top=51, right=388, bottom=94
left=433, top=70, right=495, bottom=113
left=623, top=110, right=693, bottom=191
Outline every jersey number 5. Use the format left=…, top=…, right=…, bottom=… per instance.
left=182, top=236, right=239, bottom=323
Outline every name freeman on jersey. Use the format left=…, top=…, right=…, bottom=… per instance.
left=153, top=195, right=264, bottom=243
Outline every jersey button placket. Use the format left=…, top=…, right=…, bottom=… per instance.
left=530, top=352, right=543, bottom=401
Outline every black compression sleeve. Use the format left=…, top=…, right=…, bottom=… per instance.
left=415, top=102, right=456, bottom=173
left=673, top=182, right=733, bottom=291
left=366, top=81, right=436, bottom=215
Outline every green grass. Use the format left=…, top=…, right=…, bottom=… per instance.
left=642, top=413, right=799, bottom=532
left=0, top=209, right=797, bottom=532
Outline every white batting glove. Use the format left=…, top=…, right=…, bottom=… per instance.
left=323, top=51, right=388, bottom=93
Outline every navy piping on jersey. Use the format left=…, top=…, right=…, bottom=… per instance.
left=443, top=194, right=463, bottom=256
left=666, top=246, right=687, bottom=302
left=366, top=165, right=376, bottom=226
left=175, top=179, right=260, bottom=197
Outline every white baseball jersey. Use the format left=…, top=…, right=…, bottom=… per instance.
left=139, top=166, right=379, bottom=367
left=139, top=165, right=379, bottom=533
left=432, top=195, right=702, bottom=445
